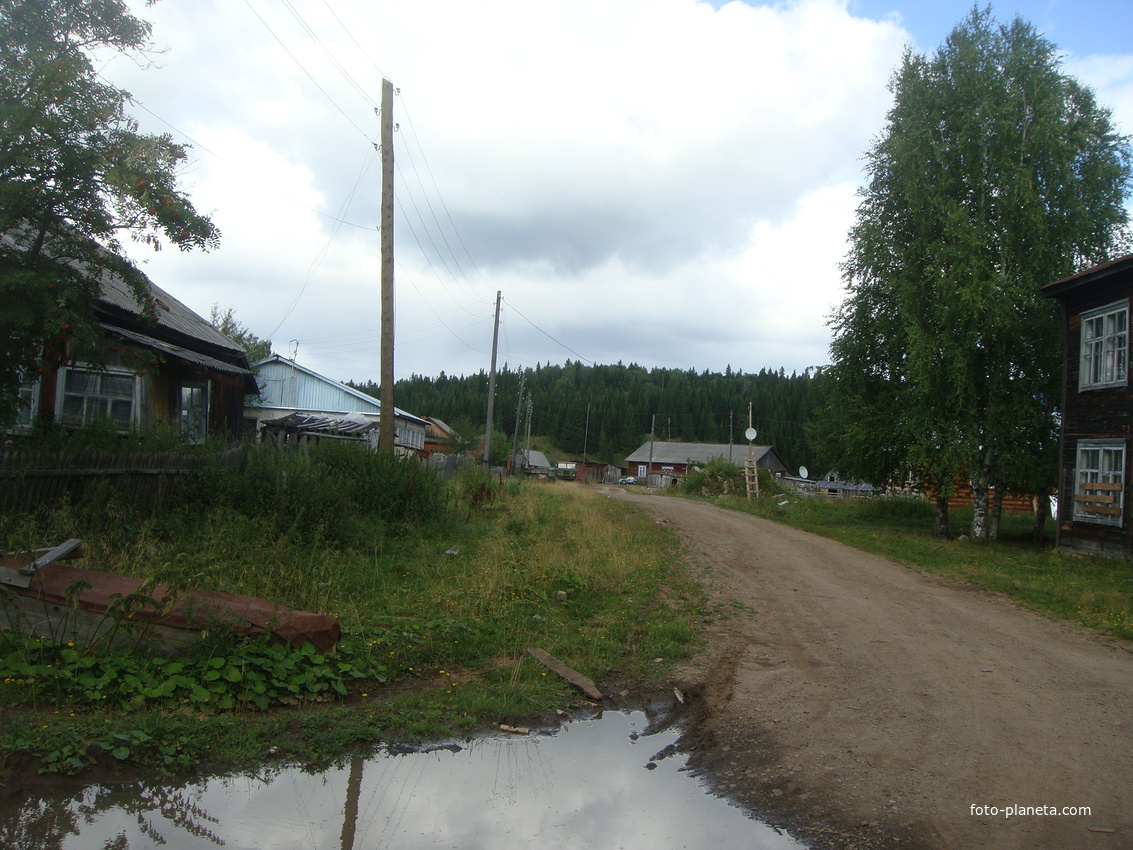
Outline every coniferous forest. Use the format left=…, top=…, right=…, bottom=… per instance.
left=354, top=362, right=827, bottom=472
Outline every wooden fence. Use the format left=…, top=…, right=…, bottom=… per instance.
left=0, top=446, right=241, bottom=514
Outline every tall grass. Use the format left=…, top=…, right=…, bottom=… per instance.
left=1, top=461, right=703, bottom=772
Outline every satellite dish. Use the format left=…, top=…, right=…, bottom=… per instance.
left=799, top=466, right=809, bottom=479
left=745, top=427, right=757, bottom=441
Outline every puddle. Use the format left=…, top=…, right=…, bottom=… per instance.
left=0, top=711, right=805, bottom=849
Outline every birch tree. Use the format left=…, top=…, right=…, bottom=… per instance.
left=820, top=8, right=1131, bottom=537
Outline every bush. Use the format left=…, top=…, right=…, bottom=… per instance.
left=179, top=441, right=447, bottom=544
left=681, top=458, right=744, bottom=497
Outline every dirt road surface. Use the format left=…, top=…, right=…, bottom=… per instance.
left=606, top=488, right=1133, bottom=850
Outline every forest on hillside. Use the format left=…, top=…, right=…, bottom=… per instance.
left=353, top=362, right=828, bottom=471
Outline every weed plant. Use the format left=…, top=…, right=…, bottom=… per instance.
left=0, top=445, right=700, bottom=777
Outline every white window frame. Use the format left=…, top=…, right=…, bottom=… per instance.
left=179, top=380, right=209, bottom=443
left=1080, top=299, right=1128, bottom=390
left=14, top=378, right=40, bottom=430
left=1073, top=439, right=1125, bottom=526
left=56, top=365, right=139, bottom=430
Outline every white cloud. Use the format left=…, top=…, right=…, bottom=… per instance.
left=109, top=0, right=1131, bottom=386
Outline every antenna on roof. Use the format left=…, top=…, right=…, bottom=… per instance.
left=289, top=340, right=299, bottom=361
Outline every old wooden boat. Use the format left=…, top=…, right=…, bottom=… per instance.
left=0, top=539, right=340, bottom=653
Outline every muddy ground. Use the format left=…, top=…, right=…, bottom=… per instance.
left=604, top=487, right=1133, bottom=850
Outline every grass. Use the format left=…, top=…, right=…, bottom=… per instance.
left=7, top=435, right=1129, bottom=781
left=0, top=450, right=705, bottom=777
left=688, top=485, right=1133, bottom=641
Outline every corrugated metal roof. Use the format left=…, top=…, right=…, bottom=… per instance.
left=2, top=227, right=247, bottom=359
left=106, top=325, right=254, bottom=379
left=624, top=441, right=785, bottom=468
left=97, top=272, right=245, bottom=355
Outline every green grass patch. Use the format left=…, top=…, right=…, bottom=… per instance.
left=0, top=456, right=702, bottom=777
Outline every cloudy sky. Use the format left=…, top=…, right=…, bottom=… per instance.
left=105, top=0, right=1133, bottom=386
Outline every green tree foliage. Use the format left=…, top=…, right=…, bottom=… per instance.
left=814, top=9, right=1132, bottom=538
left=209, top=304, right=272, bottom=362
left=0, top=0, right=219, bottom=425
left=355, top=361, right=827, bottom=472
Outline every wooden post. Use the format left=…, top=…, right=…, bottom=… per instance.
left=483, top=291, right=501, bottom=467
left=378, top=77, right=396, bottom=453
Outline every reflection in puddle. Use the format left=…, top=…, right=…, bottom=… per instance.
left=1, top=711, right=804, bottom=849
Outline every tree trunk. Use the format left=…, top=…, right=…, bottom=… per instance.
left=1032, top=488, right=1051, bottom=544
left=970, top=476, right=989, bottom=540
left=988, top=487, right=1004, bottom=541
left=934, top=495, right=951, bottom=538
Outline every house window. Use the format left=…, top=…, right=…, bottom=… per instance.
left=1074, top=439, right=1125, bottom=526
left=179, top=381, right=209, bottom=443
left=1080, top=300, right=1128, bottom=389
left=59, top=368, right=136, bottom=428
left=14, top=379, right=39, bottom=430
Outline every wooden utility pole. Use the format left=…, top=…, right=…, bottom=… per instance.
left=511, top=369, right=526, bottom=470
left=482, top=291, right=502, bottom=468
left=378, top=77, right=396, bottom=453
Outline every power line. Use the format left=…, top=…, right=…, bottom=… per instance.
left=241, top=0, right=374, bottom=142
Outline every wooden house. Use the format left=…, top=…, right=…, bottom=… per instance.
left=248, top=355, right=427, bottom=455
left=423, top=416, right=459, bottom=455
left=624, top=441, right=789, bottom=484
left=15, top=266, right=257, bottom=440
left=1043, top=254, right=1133, bottom=557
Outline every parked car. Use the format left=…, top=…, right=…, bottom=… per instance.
left=618, top=476, right=636, bottom=485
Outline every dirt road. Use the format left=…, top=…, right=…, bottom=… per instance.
left=606, top=488, right=1133, bottom=849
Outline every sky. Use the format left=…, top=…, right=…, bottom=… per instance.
left=102, top=0, right=1133, bottom=387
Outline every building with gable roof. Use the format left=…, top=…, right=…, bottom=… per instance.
left=248, top=355, right=426, bottom=454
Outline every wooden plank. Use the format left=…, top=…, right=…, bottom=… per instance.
left=0, top=566, right=32, bottom=589
left=1082, top=505, right=1123, bottom=516
left=1083, top=482, right=1124, bottom=491
left=1074, top=493, right=1116, bottom=503
left=526, top=647, right=604, bottom=700
left=19, top=538, right=84, bottom=576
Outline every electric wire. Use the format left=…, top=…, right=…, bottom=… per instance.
left=280, top=0, right=379, bottom=110
left=267, top=148, right=378, bottom=338
left=240, top=0, right=374, bottom=143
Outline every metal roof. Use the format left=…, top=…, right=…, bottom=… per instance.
left=106, top=325, right=254, bottom=380
left=3, top=227, right=249, bottom=362
left=97, top=271, right=245, bottom=355
left=1042, top=253, right=1133, bottom=298
left=624, top=441, right=787, bottom=469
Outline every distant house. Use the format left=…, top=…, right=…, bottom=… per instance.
left=14, top=261, right=257, bottom=440
left=624, top=441, right=789, bottom=483
left=1043, top=254, right=1133, bottom=557
left=423, top=416, right=459, bottom=455
left=248, top=355, right=426, bottom=455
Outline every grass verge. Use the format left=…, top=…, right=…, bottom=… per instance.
left=0, top=474, right=703, bottom=778
left=688, top=487, right=1133, bottom=641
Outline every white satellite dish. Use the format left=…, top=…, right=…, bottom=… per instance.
left=799, top=466, right=809, bottom=479
left=745, top=427, right=757, bottom=441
